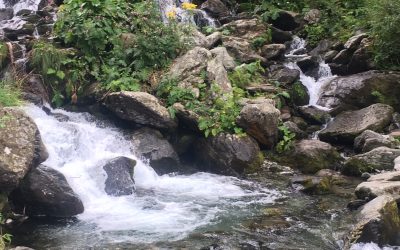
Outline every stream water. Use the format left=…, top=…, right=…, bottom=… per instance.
left=10, top=104, right=361, bottom=249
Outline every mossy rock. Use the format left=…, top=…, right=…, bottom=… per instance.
left=290, top=81, right=310, bottom=106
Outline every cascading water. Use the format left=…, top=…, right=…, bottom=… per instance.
left=157, top=0, right=216, bottom=27
left=285, top=36, right=335, bottom=109
left=20, top=104, right=280, bottom=247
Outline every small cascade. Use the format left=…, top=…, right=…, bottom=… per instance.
left=157, top=0, right=216, bottom=27
left=285, top=36, right=335, bottom=109
left=23, top=104, right=279, bottom=245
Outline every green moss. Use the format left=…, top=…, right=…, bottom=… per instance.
left=342, top=158, right=375, bottom=176
left=245, top=151, right=265, bottom=174
left=290, top=81, right=309, bottom=106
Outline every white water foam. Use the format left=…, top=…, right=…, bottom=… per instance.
left=24, top=104, right=280, bottom=243
left=351, top=242, right=398, bottom=250
left=285, top=36, right=335, bottom=110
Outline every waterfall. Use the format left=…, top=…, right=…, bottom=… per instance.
left=285, top=36, right=335, bottom=110
left=23, top=104, right=279, bottom=244
left=156, top=0, right=216, bottom=27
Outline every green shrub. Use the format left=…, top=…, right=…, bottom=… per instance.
left=365, top=0, right=400, bottom=67
left=228, top=61, right=265, bottom=88
left=0, top=82, right=21, bottom=107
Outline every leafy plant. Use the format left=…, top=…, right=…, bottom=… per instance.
left=0, top=80, right=22, bottom=107
left=276, top=124, right=295, bottom=153
left=0, top=213, right=12, bottom=247
left=228, top=61, right=265, bottom=88
left=251, top=30, right=272, bottom=49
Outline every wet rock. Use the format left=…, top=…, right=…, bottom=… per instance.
left=284, top=139, right=343, bottom=174
left=270, top=26, right=292, bottom=43
left=0, top=8, right=13, bottom=21
left=195, top=133, right=263, bottom=176
left=210, top=46, right=236, bottom=70
left=290, top=82, right=310, bottom=106
left=347, top=199, right=368, bottom=210
left=345, top=195, right=400, bottom=247
left=21, top=74, right=50, bottom=105
left=354, top=130, right=397, bottom=153
left=355, top=171, right=400, bottom=200
left=10, top=165, right=84, bottom=217
left=4, top=22, right=34, bottom=40
left=291, top=171, right=345, bottom=195
left=269, top=66, right=300, bottom=85
left=36, top=23, right=53, bottom=36
left=172, top=103, right=200, bottom=132
left=271, top=10, right=302, bottom=31
left=236, top=101, right=280, bottom=148
left=103, top=91, right=177, bottom=130
left=317, top=71, right=400, bottom=113
left=201, top=0, right=229, bottom=20
left=296, top=56, right=319, bottom=74
left=131, top=128, right=180, bottom=175
left=103, top=157, right=136, bottom=196
left=342, top=147, right=400, bottom=176
left=283, top=121, right=307, bottom=139
left=245, top=84, right=277, bottom=94
left=221, top=35, right=266, bottom=63
left=298, top=106, right=330, bottom=125
left=261, top=44, right=286, bottom=60
left=0, top=107, right=48, bottom=192
left=319, top=104, right=394, bottom=144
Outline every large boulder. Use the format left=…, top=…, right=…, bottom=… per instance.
left=355, top=171, right=400, bottom=200
left=10, top=165, right=84, bottom=217
left=220, top=19, right=268, bottom=40
left=194, top=133, right=263, bottom=176
left=317, top=71, right=400, bottom=113
left=261, top=44, right=286, bottom=60
left=236, top=101, right=280, bottom=148
left=342, top=147, right=400, bottom=176
left=345, top=195, right=400, bottom=247
left=103, top=91, right=177, bottom=130
left=269, top=66, right=300, bottom=85
left=0, top=107, right=48, bottom=192
left=102, top=157, right=136, bottom=196
left=319, top=104, right=394, bottom=144
left=169, top=46, right=212, bottom=80
left=210, top=46, right=236, bottom=70
left=131, top=128, right=180, bottom=175
left=284, top=139, right=343, bottom=174
left=270, top=10, right=302, bottom=31
left=221, top=36, right=266, bottom=63
left=206, top=55, right=232, bottom=93
left=354, top=130, right=397, bottom=153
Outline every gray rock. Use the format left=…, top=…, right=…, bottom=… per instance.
left=347, top=38, right=375, bottom=74
left=271, top=10, right=302, bottom=31
left=103, top=157, right=136, bottom=196
left=220, top=18, right=268, bottom=40
left=206, top=55, right=232, bottom=93
left=354, top=130, right=397, bottom=153
left=355, top=171, right=400, bottom=200
left=270, top=26, right=293, bottom=43
left=285, top=139, right=343, bottom=174
left=298, top=106, right=330, bottom=124
left=261, top=44, right=286, bottom=60
left=332, top=49, right=353, bottom=65
left=131, top=128, right=180, bottom=175
left=10, top=165, right=84, bottom=217
left=296, top=56, right=319, bottom=74
left=344, top=33, right=368, bottom=50
left=270, top=66, right=300, bottom=85
left=210, top=46, right=236, bottom=70
left=104, top=91, right=177, bottom=130
left=0, top=107, right=48, bottom=192
left=283, top=121, right=307, bottom=139
left=342, top=147, right=400, bottom=176
left=236, top=101, right=280, bottom=148
left=221, top=35, right=266, bottom=63
left=345, top=195, right=400, bottom=247
left=195, top=133, right=262, bottom=176
left=304, top=9, right=321, bottom=24
left=317, top=71, right=400, bottom=113
left=0, top=8, right=13, bottom=21
left=324, top=50, right=338, bottom=63
left=319, top=104, right=394, bottom=144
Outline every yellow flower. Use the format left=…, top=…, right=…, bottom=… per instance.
left=166, top=9, right=177, bottom=19
left=181, top=2, right=197, bottom=10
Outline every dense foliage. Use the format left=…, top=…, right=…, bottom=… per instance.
left=31, top=0, right=186, bottom=106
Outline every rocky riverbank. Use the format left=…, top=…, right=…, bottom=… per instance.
left=0, top=0, right=399, bottom=249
